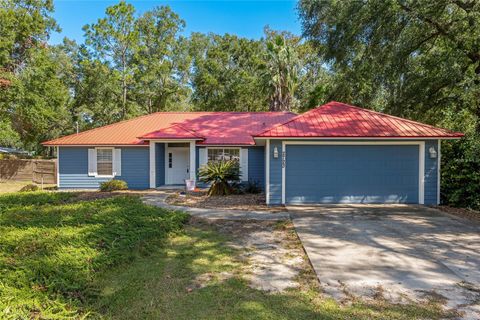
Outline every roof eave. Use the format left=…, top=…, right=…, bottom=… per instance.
left=139, top=137, right=204, bottom=141
left=253, top=135, right=464, bottom=140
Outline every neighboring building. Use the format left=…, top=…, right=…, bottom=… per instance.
left=0, top=146, right=30, bottom=156
left=43, top=101, right=463, bottom=205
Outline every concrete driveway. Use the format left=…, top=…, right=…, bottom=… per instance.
left=289, top=205, right=480, bottom=319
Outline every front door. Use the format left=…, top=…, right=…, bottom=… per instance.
left=166, top=148, right=189, bottom=184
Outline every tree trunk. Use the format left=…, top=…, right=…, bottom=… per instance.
left=122, top=78, right=127, bottom=119
left=121, top=51, right=127, bottom=119
left=474, top=60, right=480, bottom=135
left=475, top=102, right=480, bottom=135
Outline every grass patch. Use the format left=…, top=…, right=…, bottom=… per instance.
left=0, top=192, right=188, bottom=319
left=91, top=222, right=455, bottom=320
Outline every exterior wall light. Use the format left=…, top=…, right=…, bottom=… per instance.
left=273, top=146, right=279, bottom=158
left=429, top=146, right=437, bottom=159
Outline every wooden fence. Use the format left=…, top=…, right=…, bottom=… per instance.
left=0, top=159, right=57, bottom=184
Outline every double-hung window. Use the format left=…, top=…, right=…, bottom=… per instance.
left=97, top=148, right=113, bottom=176
left=207, top=148, right=240, bottom=163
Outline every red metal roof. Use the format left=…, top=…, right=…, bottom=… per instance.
left=139, top=124, right=205, bottom=140
left=43, top=102, right=463, bottom=146
left=43, top=112, right=296, bottom=146
left=255, top=101, right=464, bottom=139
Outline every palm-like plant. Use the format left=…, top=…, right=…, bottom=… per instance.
left=198, top=160, right=241, bottom=196
left=263, top=34, right=301, bottom=112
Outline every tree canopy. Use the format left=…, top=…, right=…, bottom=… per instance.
left=298, top=0, right=480, bottom=208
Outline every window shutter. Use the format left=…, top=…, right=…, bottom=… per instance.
left=88, top=149, right=97, bottom=176
left=199, top=148, right=207, bottom=168
left=114, top=148, right=122, bottom=176
left=240, top=148, right=248, bottom=182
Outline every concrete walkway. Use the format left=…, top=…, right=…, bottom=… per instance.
left=142, top=192, right=289, bottom=221
left=289, top=205, right=480, bottom=319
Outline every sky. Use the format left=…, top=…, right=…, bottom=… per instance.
left=49, top=0, right=302, bottom=45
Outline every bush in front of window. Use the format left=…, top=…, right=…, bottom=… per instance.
left=198, top=160, right=241, bottom=196
left=99, top=179, right=128, bottom=192
left=243, top=180, right=262, bottom=194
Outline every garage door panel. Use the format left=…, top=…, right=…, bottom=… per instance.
left=285, top=145, right=419, bottom=204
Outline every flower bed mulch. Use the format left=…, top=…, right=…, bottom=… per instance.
left=165, top=190, right=286, bottom=212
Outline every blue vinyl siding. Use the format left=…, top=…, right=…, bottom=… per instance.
left=268, top=140, right=283, bottom=205
left=59, top=140, right=439, bottom=200
left=424, top=140, right=439, bottom=205
left=248, top=146, right=265, bottom=190
left=194, top=146, right=206, bottom=187
left=155, top=143, right=165, bottom=187
left=285, top=145, right=419, bottom=204
left=120, top=148, right=149, bottom=189
left=59, top=147, right=150, bottom=189
left=196, top=147, right=202, bottom=179
left=59, top=147, right=109, bottom=188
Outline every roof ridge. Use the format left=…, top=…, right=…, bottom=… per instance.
left=166, top=123, right=205, bottom=139
left=138, top=123, right=205, bottom=139
left=143, top=111, right=294, bottom=114
left=256, top=101, right=462, bottom=137
left=333, top=101, right=460, bottom=134
left=45, top=111, right=167, bottom=144
left=252, top=106, right=316, bottom=137
left=45, top=111, right=296, bottom=144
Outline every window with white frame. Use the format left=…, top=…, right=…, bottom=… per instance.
left=97, top=148, right=113, bottom=176
left=207, top=148, right=240, bottom=163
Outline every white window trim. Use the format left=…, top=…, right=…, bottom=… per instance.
left=206, top=147, right=247, bottom=181
left=265, top=140, right=270, bottom=205
left=206, top=147, right=241, bottom=162
left=189, top=141, right=196, bottom=181
left=281, top=141, right=426, bottom=205
left=149, top=141, right=156, bottom=188
left=56, top=146, right=60, bottom=188
left=95, top=147, right=115, bottom=178
left=437, top=140, right=441, bottom=205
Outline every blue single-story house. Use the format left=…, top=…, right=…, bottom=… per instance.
left=43, top=101, right=463, bottom=205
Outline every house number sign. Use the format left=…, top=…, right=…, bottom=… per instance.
left=282, top=151, right=286, bottom=168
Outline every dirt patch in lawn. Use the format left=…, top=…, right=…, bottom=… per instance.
left=435, top=205, right=480, bottom=223
left=63, top=190, right=161, bottom=202
left=0, top=181, right=56, bottom=193
left=189, top=217, right=314, bottom=293
left=166, top=191, right=286, bottom=212
left=69, top=191, right=125, bottom=202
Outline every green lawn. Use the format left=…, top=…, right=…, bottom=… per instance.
left=0, top=192, right=454, bottom=319
left=0, top=192, right=188, bottom=319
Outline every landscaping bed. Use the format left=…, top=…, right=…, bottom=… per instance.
left=165, top=190, right=286, bottom=212
left=435, top=205, right=480, bottom=223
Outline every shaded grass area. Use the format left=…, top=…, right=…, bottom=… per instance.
left=0, top=192, right=188, bottom=319
left=92, top=222, right=454, bottom=320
